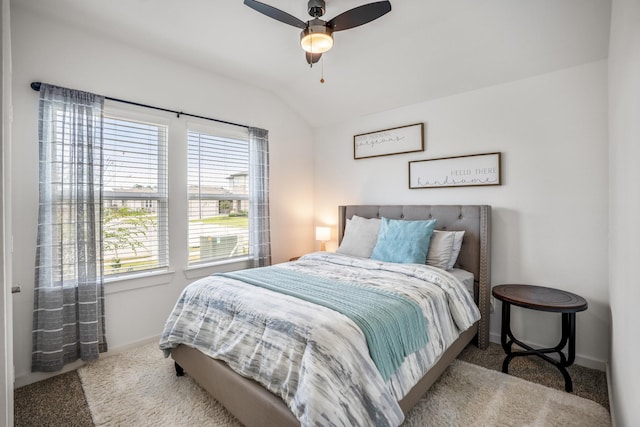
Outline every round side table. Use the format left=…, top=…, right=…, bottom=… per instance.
left=492, top=284, right=588, bottom=392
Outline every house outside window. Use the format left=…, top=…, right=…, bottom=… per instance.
left=102, top=113, right=169, bottom=275
left=187, top=125, right=250, bottom=265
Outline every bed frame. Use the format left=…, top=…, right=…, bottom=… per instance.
left=171, top=204, right=491, bottom=426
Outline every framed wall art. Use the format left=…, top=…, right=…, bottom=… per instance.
left=409, top=152, right=502, bottom=189
left=354, top=122, right=424, bottom=159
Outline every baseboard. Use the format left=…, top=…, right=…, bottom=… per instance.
left=488, top=332, right=606, bottom=371
left=14, top=359, right=86, bottom=388
left=14, top=335, right=161, bottom=388
left=99, top=335, right=161, bottom=358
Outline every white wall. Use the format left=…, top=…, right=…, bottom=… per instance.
left=608, top=0, right=640, bottom=424
left=313, top=61, right=610, bottom=369
left=10, top=6, right=315, bottom=386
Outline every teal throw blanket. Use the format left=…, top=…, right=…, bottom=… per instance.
left=217, top=266, right=428, bottom=381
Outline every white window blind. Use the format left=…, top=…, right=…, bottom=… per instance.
left=103, top=115, right=168, bottom=275
left=187, top=126, right=249, bottom=265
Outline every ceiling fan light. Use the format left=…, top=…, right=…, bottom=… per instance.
left=300, top=25, right=333, bottom=53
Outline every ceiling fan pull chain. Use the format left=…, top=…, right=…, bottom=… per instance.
left=320, top=56, right=325, bottom=84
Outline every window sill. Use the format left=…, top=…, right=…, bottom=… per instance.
left=183, top=257, right=253, bottom=280
left=104, top=269, right=175, bottom=295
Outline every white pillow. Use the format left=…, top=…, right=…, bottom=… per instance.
left=336, top=215, right=381, bottom=258
left=447, top=230, right=466, bottom=270
left=426, top=230, right=455, bottom=269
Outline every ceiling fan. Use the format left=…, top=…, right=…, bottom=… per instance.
left=244, top=0, right=392, bottom=65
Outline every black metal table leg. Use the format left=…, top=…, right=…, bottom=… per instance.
left=500, top=301, right=513, bottom=373
left=499, top=302, right=577, bottom=391
left=492, top=284, right=587, bottom=393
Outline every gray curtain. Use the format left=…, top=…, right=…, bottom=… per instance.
left=32, top=84, right=108, bottom=372
left=248, top=127, right=271, bottom=267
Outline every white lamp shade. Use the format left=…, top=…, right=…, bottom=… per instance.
left=300, top=32, right=333, bottom=53
left=300, top=24, right=333, bottom=54
left=315, top=226, right=331, bottom=242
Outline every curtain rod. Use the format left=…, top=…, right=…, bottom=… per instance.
left=30, top=81, right=251, bottom=130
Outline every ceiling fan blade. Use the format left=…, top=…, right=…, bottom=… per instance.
left=244, top=0, right=307, bottom=29
left=306, top=52, right=323, bottom=65
left=328, top=1, right=391, bottom=32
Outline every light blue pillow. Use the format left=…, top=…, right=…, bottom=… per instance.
left=370, top=217, right=437, bottom=264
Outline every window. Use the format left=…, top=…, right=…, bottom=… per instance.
left=187, top=125, right=250, bottom=265
left=102, top=114, right=168, bottom=275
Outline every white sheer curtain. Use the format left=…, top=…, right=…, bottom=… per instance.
left=32, top=84, right=107, bottom=372
left=248, top=127, right=271, bottom=267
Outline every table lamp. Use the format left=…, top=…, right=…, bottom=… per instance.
left=315, top=226, right=331, bottom=251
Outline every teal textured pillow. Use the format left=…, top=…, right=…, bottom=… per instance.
left=370, top=217, right=437, bottom=264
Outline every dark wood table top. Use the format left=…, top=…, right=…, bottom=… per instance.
left=492, top=284, right=588, bottom=313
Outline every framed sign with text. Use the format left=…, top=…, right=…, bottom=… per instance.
left=409, top=152, right=502, bottom=189
left=354, top=123, right=424, bottom=159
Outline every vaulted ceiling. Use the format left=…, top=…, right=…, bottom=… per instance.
left=15, top=0, right=611, bottom=128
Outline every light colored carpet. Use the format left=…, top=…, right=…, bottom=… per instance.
left=78, top=342, right=611, bottom=427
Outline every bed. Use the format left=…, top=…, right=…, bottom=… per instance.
left=161, top=204, right=491, bottom=426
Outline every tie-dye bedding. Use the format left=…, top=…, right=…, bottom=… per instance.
left=217, top=266, right=430, bottom=382
left=159, top=252, right=480, bottom=427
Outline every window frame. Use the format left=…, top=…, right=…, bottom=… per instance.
left=186, top=121, right=252, bottom=268
left=102, top=105, right=170, bottom=281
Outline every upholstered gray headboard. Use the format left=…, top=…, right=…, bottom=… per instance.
left=338, top=205, right=492, bottom=349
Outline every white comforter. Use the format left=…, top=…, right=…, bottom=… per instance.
left=159, top=252, right=480, bottom=427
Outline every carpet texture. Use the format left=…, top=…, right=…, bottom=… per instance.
left=14, top=370, right=93, bottom=427
left=77, top=342, right=611, bottom=427
left=458, top=341, right=610, bottom=411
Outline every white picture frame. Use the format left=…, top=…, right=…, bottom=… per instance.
left=409, top=152, right=502, bottom=188
left=354, top=123, right=424, bottom=159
